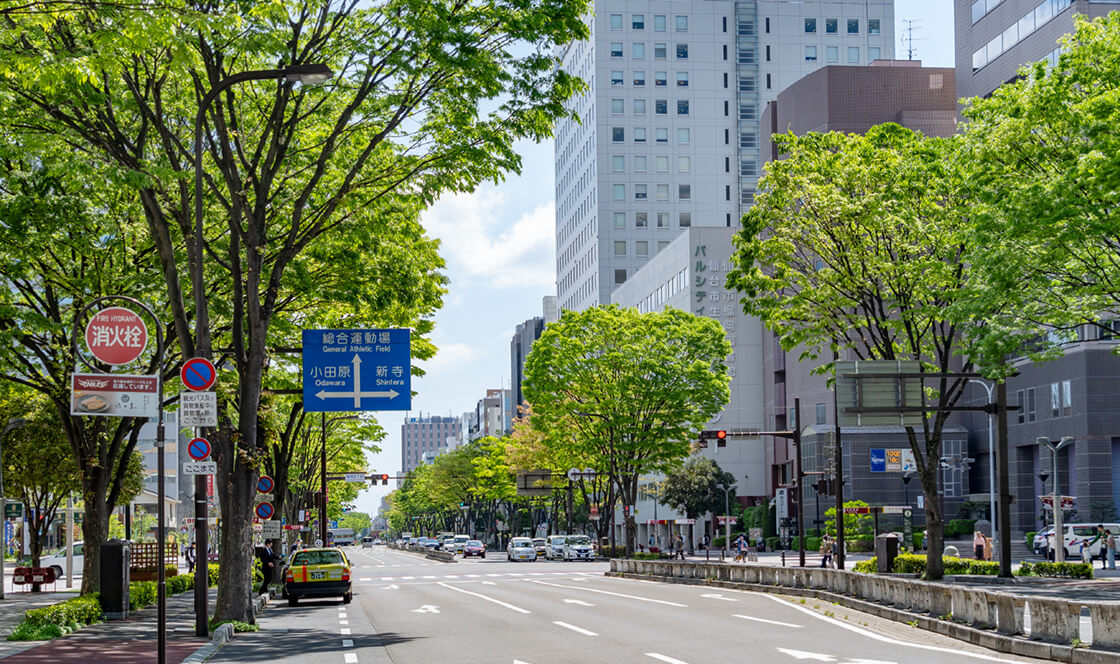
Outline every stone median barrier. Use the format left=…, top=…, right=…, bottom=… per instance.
left=608, top=559, right=1119, bottom=663
left=387, top=543, right=457, bottom=563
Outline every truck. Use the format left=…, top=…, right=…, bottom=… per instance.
left=328, top=528, right=355, bottom=546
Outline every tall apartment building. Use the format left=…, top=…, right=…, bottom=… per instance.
left=510, top=296, right=560, bottom=411
left=401, top=414, right=461, bottom=473
left=554, top=1, right=894, bottom=312
left=955, top=0, right=1120, bottom=536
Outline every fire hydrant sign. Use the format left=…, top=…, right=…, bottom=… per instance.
left=70, top=374, right=159, bottom=418
left=179, top=391, right=218, bottom=427
left=85, top=307, right=148, bottom=366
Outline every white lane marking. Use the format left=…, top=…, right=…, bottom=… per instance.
left=359, top=577, right=371, bottom=581
left=411, top=605, right=440, bottom=614
left=563, top=599, right=595, bottom=606
left=481, top=581, right=497, bottom=586
left=732, top=614, right=802, bottom=628
left=775, top=649, right=833, bottom=661
left=344, top=655, right=358, bottom=664
left=552, top=621, right=598, bottom=636
left=646, top=654, right=690, bottom=664
left=342, top=639, right=353, bottom=647
left=339, top=619, right=349, bottom=624
left=438, top=582, right=531, bottom=614
left=384, top=584, right=399, bottom=590
left=701, top=593, right=739, bottom=602
left=341, top=628, right=351, bottom=635
left=402, top=576, right=415, bottom=580
left=466, top=574, right=481, bottom=578
left=445, top=575, right=459, bottom=579
left=763, top=595, right=1023, bottom=663
left=529, top=580, right=686, bottom=607
left=487, top=573, right=502, bottom=577
left=423, top=575, right=437, bottom=579
left=380, top=577, right=393, bottom=581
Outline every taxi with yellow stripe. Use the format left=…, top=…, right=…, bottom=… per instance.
left=284, top=547, right=352, bottom=606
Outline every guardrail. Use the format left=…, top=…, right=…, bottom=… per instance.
left=609, top=559, right=1120, bottom=662
left=387, top=542, right=456, bottom=563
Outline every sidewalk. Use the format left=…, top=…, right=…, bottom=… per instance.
left=0, top=587, right=213, bottom=663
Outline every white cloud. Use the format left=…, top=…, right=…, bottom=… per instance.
left=418, top=341, right=477, bottom=373
left=422, top=189, right=556, bottom=290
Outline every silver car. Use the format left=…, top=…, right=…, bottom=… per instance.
left=507, top=537, right=537, bottom=562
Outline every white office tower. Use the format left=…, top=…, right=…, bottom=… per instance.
left=554, top=1, right=894, bottom=311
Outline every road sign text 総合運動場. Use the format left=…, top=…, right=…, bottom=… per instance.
left=302, top=329, right=411, bottom=412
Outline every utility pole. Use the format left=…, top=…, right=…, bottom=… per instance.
left=900, top=19, right=922, bottom=60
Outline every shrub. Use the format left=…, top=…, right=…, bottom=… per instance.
left=167, top=573, right=196, bottom=595
left=598, top=546, right=626, bottom=558
left=852, top=558, right=877, bottom=573
left=129, top=581, right=158, bottom=611
left=847, top=536, right=874, bottom=553
left=208, top=564, right=220, bottom=586
left=765, top=536, right=780, bottom=552
left=945, top=519, right=977, bottom=537
left=1025, top=531, right=1037, bottom=549
left=888, top=554, right=999, bottom=576
left=632, top=552, right=662, bottom=560
left=913, top=532, right=924, bottom=551
left=892, top=554, right=926, bottom=574
left=23, top=594, right=102, bottom=628
left=1018, top=561, right=1093, bottom=579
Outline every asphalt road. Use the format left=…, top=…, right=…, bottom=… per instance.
left=209, top=546, right=1054, bottom=664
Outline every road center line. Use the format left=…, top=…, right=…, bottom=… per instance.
left=528, top=580, right=687, bottom=607
left=340, top=628, right=351, bottom=635
left=646, top=654, right=690, bottom=664
left=437, top=582, right=531, bottom=614
left=731, top=614, right=802, bottom=628
left=552, top=621, right=598, bottom=636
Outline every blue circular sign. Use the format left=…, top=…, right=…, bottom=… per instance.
left=181, top=357, right=217, bottom=391
left=257, top=476, right=275, bottom=494
left=187, top=437, right=211, bottom=461
left=255, top=502, right=274, bottom=520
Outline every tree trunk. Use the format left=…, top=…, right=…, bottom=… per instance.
left=79, top=472, right=112, bottom=595
left=920, top=463, right=944, bottom=580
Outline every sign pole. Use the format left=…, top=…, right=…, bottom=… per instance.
left=794, top=399, right=805, bottom=568
left=194, top=428, right=208, bottom=636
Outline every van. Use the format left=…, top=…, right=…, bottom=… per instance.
left=1047, top=523, right=1120, bottom=561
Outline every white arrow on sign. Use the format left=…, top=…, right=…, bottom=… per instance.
left=313, top=354, right=400, bottom=407
left=700, top=593, right=738, bottom=602
left=776, top=649, right=834, bottom=661
left=411, top=605, right=440, bottom=614
left=563, top=599, right=594, bottom=606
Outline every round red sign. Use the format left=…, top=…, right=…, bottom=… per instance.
left=84, top=307, right=148, bottom=365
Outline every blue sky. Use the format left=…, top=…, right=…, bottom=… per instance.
left=352, top=0, right=958, bottom=518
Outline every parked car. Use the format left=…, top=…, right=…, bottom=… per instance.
left=531, top=538, right=548, bottom=557
left=463, top=540, right=486, bottom=558
left=40, top=542, right=84, bottom=581
left=507, top=537, right=537, bottom=562
left=562, top=535, right=594, bottom=561
left=1048, top=523, right=1120, bottom=561
left=284, top=547, right=352, bottom=606
left=545, top=535, right=567, bottom=560
left=1033, top=528, right=1053, bottom=555
left=361, top=537, right=375, bottom=549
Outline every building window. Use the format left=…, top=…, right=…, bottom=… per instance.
left=635, top=211, right=648, bottom=227
left=676, top=44, right=688, bottom=59
left=675, top=15, right=688, bottom=32
left=679, top=184, right=691, bottom=200
left=613, top=212, right=626, bottom=229
left=677, top=128, right=690, bottom=144
left=610, top=42, right=623, bottom=57
left=765, top=44, right=770, bottom=61
left=826, top=18, right=838, bottom=34
left=656, top=155, right=669, bottom=172
left=634, top=127, right=647, bottom=143
left=766, top=73, right=771, bottom=89
left=847, top=18, right=859, bottom=34
left=612, top=127, right=624, bottom=142
left=805, top=18, right=816, bottom=33
left=615, top=269, right=626, bottom=284
left=827, top=45, right=839, bottom=63
left=679, top=211, right=691, bottom=227
left=633, top=42, right=645, bottom=59
left=655, top=71, right=667, bottom=86
left=656, top=184, right=669, bottom=201
left=1016, top=390, right=1025, bottom=424
left=610, top=70, right=623, bottom=86
left=869, top=46, right=881, bottom=61
left=657, top=212, right=669, bottom=228
left=614, top=241, right=626, bottom=256
left=676, top=72, right=689, bottom=86
left=655, top=99, right=668, bottom=114
left=1027, top=387, right=1036, bottom=422
left=847, top=46, right=859, bottom=63
left=610, top=13, right=623, bottom=30
left=654, top=43, right=667, bottom=59
left=805, top=45, right=817, bottom=61
left=816, top=403, right=827, bottom=425
left=1062, top=379, right=1072, bottom=416
left=612, top=184, right=625, bottom=200
left=677, top=100, right=689, bottom=115
left=635, top=184, right=647, bottom=200
left=633, top=70, right=646, bottom=86
left=611, top=155, right=624, bottom=171
left=1050, top=382, right=1060, bottom=418
left=633, top=99, right=646, bottom=115
left=868, top=18, right=881, bottom=35
left=633, top=14, right=644, bottom=29
left=636, top=240, right=649, bottom=257
left=658, top=240, right=670, bottom=252
left=654, top=14, right=666, bottom=31
left=611, top=98, right=624, bottom=114
left=678, top=156, right=690, bottom=173
left=655, top=127, right=668, bottom=143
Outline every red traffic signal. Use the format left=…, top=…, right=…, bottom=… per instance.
left=699, top=430, right=727, bottom=440
left=381, top=473, right=389, bottom=485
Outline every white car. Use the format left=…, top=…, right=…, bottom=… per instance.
left=1047, top=523, right=1120, bottom=561
left=562, top=535, right=594, bottom=561
left=507, top=537, right=537, bottom=562
left=40, top=542, right=84, bottom=580
left=1033, top=528, right=1053, bottom=555
left=545, top=535, right=567, bottom=560
left=448, top=534, right=471, bottom=554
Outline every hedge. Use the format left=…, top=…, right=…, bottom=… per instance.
left=853, top=554, right=1000, bottom=576
left=945, top=519, right=977, bottom=537
left=1018, top=561, right=1093, bottom=579
left=1025, top=531, right=1037, bottom=549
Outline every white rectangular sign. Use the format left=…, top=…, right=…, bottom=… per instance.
left=344, top=473, right=365, bottom=483
left=255, top=493, right=274, bottom=503
left=71, top=373, right=159, bottom=418
left=261, top=520, right=282, bottom=539
left=179, top=391, right=218, bottom=428
left=182, top=461, right=217, bottom=475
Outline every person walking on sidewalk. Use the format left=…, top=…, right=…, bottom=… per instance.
left=1106, top=529, right=1117, bottom=570
left=256, top=539, right=279, bottom=596
left=973, top=530, right=986, bottom=560
left=185, top=542, right=196, bottom=574
left=674, top=533, right=684, bottom=560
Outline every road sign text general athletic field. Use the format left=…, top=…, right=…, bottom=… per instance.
left=302, top=329, right=411, bottom=412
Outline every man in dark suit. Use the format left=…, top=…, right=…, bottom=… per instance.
left=256, top=539, right=279, bottom=595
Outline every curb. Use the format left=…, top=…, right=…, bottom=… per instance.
left=181, top=593, right=269, bottom=663
left=608, top=572, right=1120, bottom=664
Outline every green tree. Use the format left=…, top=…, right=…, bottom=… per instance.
left=660, top=456, right=735, bottom=548
left=0, top=0, right=587, bottom=620
left=823, top=500, right=873, bottom=539
left=961, top=14, right=1120, bottom=362
left=338, top=511, right=372, bottom=536
left=522, top=305, right=731, bottom=556
left=726, top=124, right=998, bottom=579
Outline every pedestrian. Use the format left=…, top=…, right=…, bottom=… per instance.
left=703, top=533, right=711, bottom=550
left=290, top=540, right=301, bottom=556
left=648, top=534, right=656, bottom=552
left=1087, top=524, right=1107, bottom=568
left=256, top=539, right=279, bottom=596
left=830, top=536, right=840, bottom=568
left=973, top=530, right=985, bottom=560
left=819, top=535, right=832, bottom=568
left=185, top=542, right=196, bottom=574
left=674, top=533, right=684, bottom=559
left=733, top=533, right=748, bottom=562
left=1106, top=530, right=1117, bottom=570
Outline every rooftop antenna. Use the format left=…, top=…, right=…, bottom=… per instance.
left=901, top=19, right=923, bottom=61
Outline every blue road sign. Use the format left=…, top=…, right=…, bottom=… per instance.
left=870, top=448, right=887, bottom=472
left=257, top=476, right=275, bottom=494
left=181, top=357, right=217, bottom=391
left=187, top=437, right=211, bottom=461
left=302, top=329, right=411, bottom=412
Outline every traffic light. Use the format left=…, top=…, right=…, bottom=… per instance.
left=699, top=430, right=727, bottom=440
left=381, top=473, right=389, bottom=485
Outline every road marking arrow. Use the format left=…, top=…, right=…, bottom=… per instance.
left=700, top=593, right=739, bottom=602
left=411, top=605, right=440, bottom=613
left=734, top=614, right=803, bottom=628
left=563, top=599, right=594, bottom=606
left=776, top=649, right=834, bottom=661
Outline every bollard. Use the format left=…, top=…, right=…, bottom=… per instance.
left=928, top=584, right=953, bottom=618
left=995, top=594, right=1026, bottom=636
left=1026, top=596, right=1080, bottom=644
left=1089, top=602, right=1120, bottom=650
left=950, top=587, right=973, bottom=624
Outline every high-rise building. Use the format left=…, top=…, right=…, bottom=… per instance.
left=510, top=296, right=560, bottom=413
left=401, top=414, right=461, bottom=473
left=554, top=1, right=894, bottom=312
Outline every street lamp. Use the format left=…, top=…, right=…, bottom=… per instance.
left=1037, top=436, right=1074, bottom=563
left=720, top=483, right=737, bottom=556
left=0, top=418, right=27, bottom=601
left=321, top=414, right=359, bottom=545
left=968, top=379, right=998, bottom=562
left=902, top=472, right=913, bottom=507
